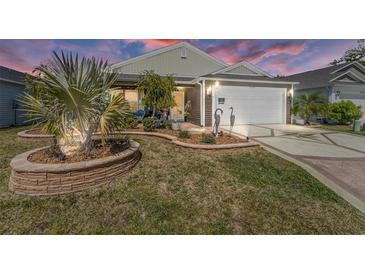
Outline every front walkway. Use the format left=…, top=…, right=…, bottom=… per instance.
left=221, top=124, right=365, bottom=213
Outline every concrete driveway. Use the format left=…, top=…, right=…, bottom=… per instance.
left=221, top=124, right=365, bottom=213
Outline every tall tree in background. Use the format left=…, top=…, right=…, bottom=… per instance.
left=331, top=40, right=365, bottom=66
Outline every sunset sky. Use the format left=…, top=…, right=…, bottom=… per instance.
left=0, top=39, right=358, bottom=76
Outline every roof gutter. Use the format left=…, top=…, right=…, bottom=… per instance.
left=0, top=77, right=24, bottom=85
left=194, top=77, right=299, bottom=85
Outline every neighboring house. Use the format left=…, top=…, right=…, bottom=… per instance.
left=110, top=42, right=297, bottom=127
left=0, top=66, right=27, bottom=128
left=284, top=62, right=365, bottom=121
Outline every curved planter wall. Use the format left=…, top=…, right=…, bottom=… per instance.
left=9, top=140, right=140, bottom=196
left=17, top=129, right=259, bottom=150
left=122, top=131, right=259, bottom=150
left=17, top=129, right=55, bottom=140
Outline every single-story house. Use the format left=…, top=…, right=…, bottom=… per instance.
left=110, top=42, right=298, bottom=127
left=284, top=62, right=365, bottom=121
left=0, top=66, right=27, bottom=128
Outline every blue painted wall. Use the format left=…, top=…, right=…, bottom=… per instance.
left=0, top=81, right=27, bottom=128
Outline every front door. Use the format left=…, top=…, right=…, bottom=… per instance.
left=170, top=91, right=184, bottom=121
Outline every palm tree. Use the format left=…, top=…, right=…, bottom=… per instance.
left=294, top=93, right=325, bottom=125
left=21, top=51, right=131, bottom=154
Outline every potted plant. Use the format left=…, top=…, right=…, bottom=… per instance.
left=171, top=119, right=181, bottom=130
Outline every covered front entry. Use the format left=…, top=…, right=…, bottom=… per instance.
left=214, top=85, right=287, bottom=125
left=117, top=88, right=185, bottom=120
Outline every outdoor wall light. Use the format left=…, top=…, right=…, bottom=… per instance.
left=287, top=91, right=292, bottom=100
left=215, top=81, right=220, bottom=87
left=207, top=86, right=212, bottom=95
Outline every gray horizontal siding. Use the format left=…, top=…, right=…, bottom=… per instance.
left=0, top=81, right=27, bottom=128
left=224, top=65, right=258, bottom=75
left=114, top=45, right=224, bottom=77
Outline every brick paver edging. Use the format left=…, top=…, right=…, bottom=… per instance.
left=9, top=140, right=141, bottom=196
left=123, top=131, right=260, bottom=149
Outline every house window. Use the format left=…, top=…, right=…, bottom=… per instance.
left=123, top=90, right=139, bottom=111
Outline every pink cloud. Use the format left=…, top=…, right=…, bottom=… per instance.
left=0, top=44, right=36, bottom=73
left=247, top=42, right=307, bottom=64
left=206, top=40, right=254, bottom=64
left=127, top=39, right=182, bottom=51
left=206, top=40, right=307, bottom=66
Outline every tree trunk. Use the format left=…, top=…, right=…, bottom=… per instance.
left=82, top=127, right=94, bottom=155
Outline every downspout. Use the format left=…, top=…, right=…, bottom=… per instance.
left=202, top=80, right=206, bottom=127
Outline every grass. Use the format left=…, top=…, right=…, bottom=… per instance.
left=320, top=124, right=365, bottom=136
left=1, top=126, right=365, bottom=234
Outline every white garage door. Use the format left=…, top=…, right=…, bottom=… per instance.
left=215, top=85, right=286, bottom=125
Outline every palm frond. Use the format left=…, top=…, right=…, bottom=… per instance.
left=20, top=50, right=123, bottom=151
left=99, top=92, right=132, bottom=142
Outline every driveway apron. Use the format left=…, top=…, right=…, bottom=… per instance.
left=221, top=124, right=365, bottom=213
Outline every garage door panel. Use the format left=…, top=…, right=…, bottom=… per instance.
left=215, top=86, right=285, bottom=125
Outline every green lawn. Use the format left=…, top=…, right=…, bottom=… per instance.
left=320, top=124, right=365, bottom=136
left=1, top=126, right=365, bottom=234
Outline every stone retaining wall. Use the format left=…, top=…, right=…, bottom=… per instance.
left=9, top=141, right=140, bottom=196
left=17, top=129, right=54, bottom=140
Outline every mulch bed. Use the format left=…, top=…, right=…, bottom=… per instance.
left=126, top=126, right=245, bottom=145
left=28, top=140, right=130, bottom=164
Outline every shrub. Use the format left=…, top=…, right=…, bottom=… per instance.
left=179, top=130, right=190, bottom=139
left=142, top=117, right=157, bottom=132
left=328, top=101, right=363, bottom=124
left=125, top=115, right=138, bottom=129
left=164, top=120, right=173, bottom=130
left=201, top=133, right=216, bottom=144
left=108, top=135, right=130, bottom=153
